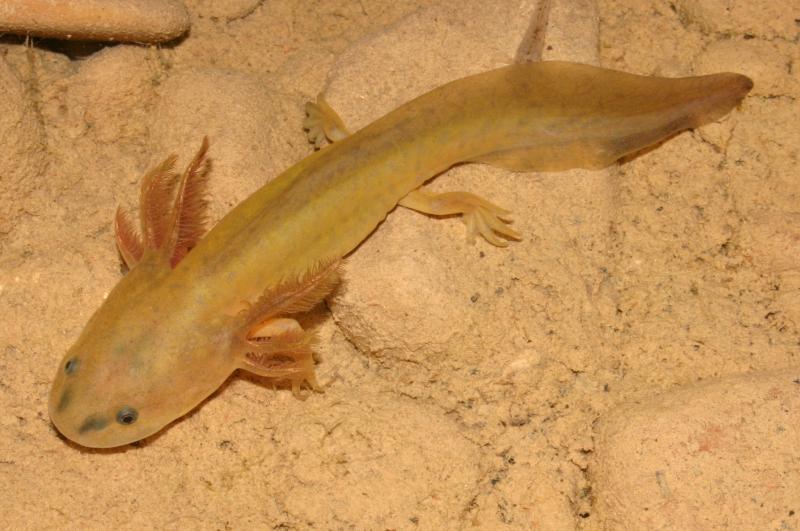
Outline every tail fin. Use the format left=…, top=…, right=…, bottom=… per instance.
left=473, top=62, right=752, bottom=172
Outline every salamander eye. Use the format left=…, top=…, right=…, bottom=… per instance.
left=64, top=358, right=79, bottom=375
left=116, top=407, right=138, bottom=425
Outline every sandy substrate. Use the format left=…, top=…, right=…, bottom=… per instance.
left=1, top=0, right=798, bottom=529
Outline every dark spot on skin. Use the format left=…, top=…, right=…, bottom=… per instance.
left=78, top=415, right=109, bottom=434
left=116, top=407, right=138, bottom=425
left=64, top=358, right=79, bottom=375
left=56, top=388, right=72, bottom=412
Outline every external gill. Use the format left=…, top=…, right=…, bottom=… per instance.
left=114, top=137, right=211, bottom=270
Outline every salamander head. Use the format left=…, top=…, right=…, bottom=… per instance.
left=48, top=320, right=176, bottom=449
left=48, top=268, right=235, bottom=449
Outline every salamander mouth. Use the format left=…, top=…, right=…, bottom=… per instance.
left=48, top=385, right=110, bottom=447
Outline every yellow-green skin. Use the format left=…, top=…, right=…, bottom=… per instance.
left=48, top=62, right=752, bottom=448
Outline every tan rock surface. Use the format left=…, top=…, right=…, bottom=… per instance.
left=0, top=0, right=190, bottom=43
left=0, top=57, right=47, bottom=235
left=593, top=370, right=800, bottom=529
left=0, top=0, right=796, bottom=528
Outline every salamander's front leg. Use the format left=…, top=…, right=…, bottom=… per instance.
left=238, top=318, right=320, bottom=398
left=399, top=188, right=521, bottom=247
left=233, top=261, right=341, bottom=398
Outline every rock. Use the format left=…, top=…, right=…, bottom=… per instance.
left=593, top=370, right=800, bottom=529
left=51, top=46, right=158, bottom=143
left=191, top=0, right=263, bottom=22
left=0, top=56, right=46, bottom=236
left=0, top=0, right=190, bottom=43
left=742, top=210, right=800, bottom=273
left=148, top=68, right=308, bottom=223
left=674, top=0, right=795, bottom=40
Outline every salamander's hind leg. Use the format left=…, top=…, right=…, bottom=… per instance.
left=399, top=187, right=521, bottom=247
left=302, top=95, right=520, bottom=246
left=303, top=94, right=351, bottom=148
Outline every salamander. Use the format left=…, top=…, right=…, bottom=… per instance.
left=48, top=62, right=752, bottom=448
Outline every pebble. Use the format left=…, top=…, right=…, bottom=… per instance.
left=0, top=0, right=190, bottom=43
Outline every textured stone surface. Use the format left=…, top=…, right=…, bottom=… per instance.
left=0, top=0, right=796, bottom=528
left=0, top=0, right=189, bottom=43
left=0, top=57, right=46, bottom=235
left=593, top=370, right=800, bottom=530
